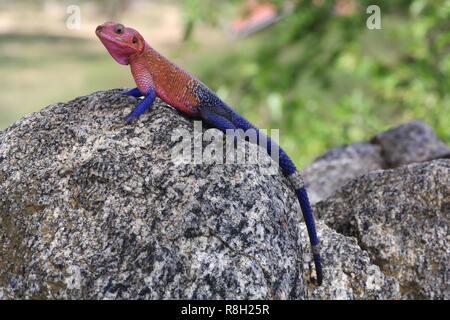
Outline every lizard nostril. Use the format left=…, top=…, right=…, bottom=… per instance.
left=96, top=25, right=103, bottom=33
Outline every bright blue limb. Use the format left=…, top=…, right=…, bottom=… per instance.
left=125, top=88, right=156, bottom=122
left=202, top=104, right=297, bottom=175
left=201, top=107, right=237, bottom=132
left=122, top=87, right=143, bottom=97
left=200, top=106, right=240, bottom=146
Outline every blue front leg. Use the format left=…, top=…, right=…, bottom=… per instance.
left=122, top=87, right=143, bottom=97
left=125, top=88, right=156, bottom=122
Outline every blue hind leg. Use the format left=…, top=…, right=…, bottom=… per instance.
left=200, top=106, right=237, bottom=132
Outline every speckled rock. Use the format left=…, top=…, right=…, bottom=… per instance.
left=317, top=160, right=450, bottom=299
left=371, top=120, right=450, bottom=168
left=300, top=220, right=400, bottom=300
left=303, top=142, right=385, bottom=204
left=0, top=89, right=306, bottom=299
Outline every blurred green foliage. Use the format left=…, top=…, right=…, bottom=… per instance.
left=0, top=0, right=448, bottom=169
left=183, top=0, right=450, bottom=167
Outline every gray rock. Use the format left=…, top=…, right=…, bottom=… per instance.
left=317, top=160, right=450, bottom=299
left=303, top=142, right=385, bottom=204
left=300, top=220, right=400, bottom=300
left=371, top=120, right=450, bottom=168
left=0, top=89, right=306, bottom=299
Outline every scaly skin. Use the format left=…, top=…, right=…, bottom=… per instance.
left=96, top=21, right=323, bottom=285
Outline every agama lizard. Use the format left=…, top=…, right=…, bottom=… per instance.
left=96, top=21, right=323, bottom=285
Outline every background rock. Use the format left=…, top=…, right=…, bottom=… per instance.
left=316, top=160, right=449, bottom=299
left=303, top=120, right=449, bottom=204
left=371, top=120, right=450, bottom=168
left=303, top=142, right=385, bottom=204
left=0, top=89, right=306, bottom=299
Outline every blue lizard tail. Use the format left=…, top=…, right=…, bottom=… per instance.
left=262, top=133, right=323, bottom=286
left=296, top=185, right=323, bottom=285
left=200, top=103, right=323, bottom=285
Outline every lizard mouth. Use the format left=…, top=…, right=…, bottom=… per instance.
left=96, top=28, right=134, bottom=65
left=96, top=30, right=127, bottom=46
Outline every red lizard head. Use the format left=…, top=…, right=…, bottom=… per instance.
left=95, top=22, right=145, bottom=65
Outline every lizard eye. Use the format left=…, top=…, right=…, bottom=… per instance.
left=114, top=24, right=124, bottom=34
left=132, top=36, right=138, bottom=44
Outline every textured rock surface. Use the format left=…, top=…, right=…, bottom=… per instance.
left=0, top=89, right=306, bottom=299
left=317, top=160, right=450, bottom=299
left=372, top=120, right=450, bottom=168
left=300, top=221, right=400, bottom=300
left=1, top=89, right=446, bottom=300
left=303, top=142, right=385, bottom=204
